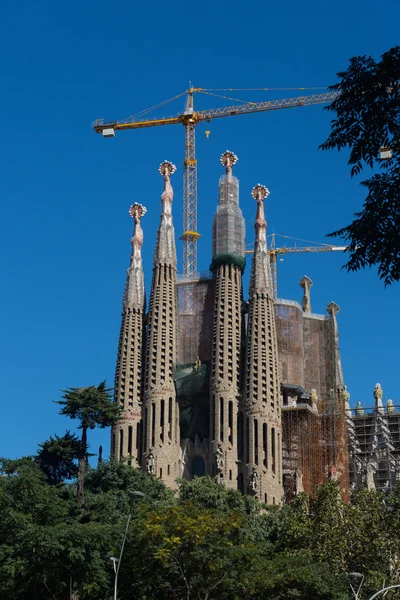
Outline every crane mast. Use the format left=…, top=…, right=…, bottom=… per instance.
left=181, top=90, right=200, bottom=281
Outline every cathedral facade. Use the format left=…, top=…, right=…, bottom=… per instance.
left=111, top=152, right=351, bottom=504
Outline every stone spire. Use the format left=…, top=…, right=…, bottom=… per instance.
left=249, top=184, right=272, bottom=295
left=299, top=276, right=313, bottom=313
left=241, top=184, right=283, bottom=504
left=112, top=203, right=147, bottom=467
left=142, top=161, right=180, bottom=487
left=212, top=151, right=246, bottom=270
left=154, top=160, right=177, bottom=267
left=210, top=151, right=244, bottom=489
left=123, top=203, right=147, bottom=311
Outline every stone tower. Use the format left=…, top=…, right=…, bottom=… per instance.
left=112, top=202, right=147, bottom=466
left=241, top=184, right=283, bottom=504
left=210, top=151, right=245, bottom=488
left=142, top=161, right=180, bottom=487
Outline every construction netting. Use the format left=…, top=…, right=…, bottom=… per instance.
left=275, top=300, right=305, bottom=387
left=211, top=175, right=246, bottom=271
left=276, top=299, right=350, bottom=501
left=174, top=363, right=210, bottom=441
left=282, top=404, right=324, bottom=501
left=176, top=273, right=215, bottom=365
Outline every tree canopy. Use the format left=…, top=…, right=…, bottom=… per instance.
left=2, top=456, right=400, bottom=600
left=321, top=46, right=400, bottom=285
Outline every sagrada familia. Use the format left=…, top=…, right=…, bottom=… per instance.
left=110, top=151, right=400, bottom=504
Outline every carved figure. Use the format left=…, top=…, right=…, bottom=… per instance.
left=146, top=451, right=155, bottom=475
left=387, top=399, right=395, bottom=414
left=341, top=385, right=350, bottom=404
left=374, top=383, right=383, bottom=401
left=366, top=463, right=375, bottom=490
left=294, top=468, right=304, bottom=494
left=355, top=401, right=364, bottom=416
left=215, top=445, right=224, bottom=471
left=374, top=383, right=384, bottom=413
left=249, top=468, right=259, bottom=492
left=310, top=389, right=318, bottom=405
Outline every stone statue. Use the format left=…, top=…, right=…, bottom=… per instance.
left=294, top=468, right=304, bottom=494
left=374, top=383, right=383, bottom=401
left=355, top=401, right=364, bottom=416
left=310, top=389, right=318, bottom=405
left=146, top=451, right=155, bottom=475
left=366, top=463, right=375, bottom=490
left=374, top=383, right=384, bottom=413
left=387, top=399, right=395, bottom=414
left=215, top=445, right=224, bottom=471
left=249, top=468, right=259, bottom=492
left=341, top=385, right=350, bottom=404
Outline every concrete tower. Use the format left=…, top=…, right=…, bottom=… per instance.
left=210, top=151, right=245, bottom=488
left=112, top=202, right=147, bottom=466
left=142, top=161, right=180, bottom=487
left=242, top=184, right=283, bottom=504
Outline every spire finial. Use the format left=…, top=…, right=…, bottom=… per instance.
left=251, top=183, right=270, bottom=202
left=159, top=160, right=177, bottom=179
left=129, top=202, right=147, bottom=250
left=220, top=150, right=238, bottom=177
left=251, top=184, right=270, bottom=235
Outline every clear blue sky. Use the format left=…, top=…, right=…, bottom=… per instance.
left=1, top=0, right=399, bottom=460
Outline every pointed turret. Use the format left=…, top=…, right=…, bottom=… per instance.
left=210, top=151, right=245, bottom=488
left=112, top=203, right=147, bottom=466
left=142, top=161, right=180, bottom=487
left=241, top=184, right=283, bottom=504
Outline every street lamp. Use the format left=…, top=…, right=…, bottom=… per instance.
left=111, top=490, right=145, bottom=600
left=348, top=572, right=364, bottom=600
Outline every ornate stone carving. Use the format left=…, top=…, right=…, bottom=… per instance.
left=387, top=399, right=395, bottom=414
left=146, top=451, right=156, bottom=475
left=355, top=401, right=364, bottom=416
left=123, top=202, right=146, bottom=311
left=154, top=160, right=177, bottom=266
left=215, top=444, right=224, bottom=471
left=249, top=468, right=259, bottom=493
left=299, top=275, right=313, bottom=313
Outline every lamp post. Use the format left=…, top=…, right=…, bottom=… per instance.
left=348, top=572, right=364, bottom=600
left=111, top=490, right=145, bottom=600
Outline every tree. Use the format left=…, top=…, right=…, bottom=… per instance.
left=142, top=502, right=252, bottom=600
left=35, top=430, right=81, bottom=484
left=320, top=46, right=400, bottom=284
left=56, top=381, right=122, bottom=508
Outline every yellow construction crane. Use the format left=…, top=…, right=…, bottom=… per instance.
left=246, top=234, right=347, bottom=297
left=92, top=86, right=339, bottom=282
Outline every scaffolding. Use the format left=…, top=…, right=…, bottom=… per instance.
left=176, top=272, right=214, bottom=365
left=276, top=299, right=350, bottom=501
left=347, top=404, right=400, bottom=493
